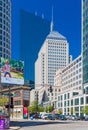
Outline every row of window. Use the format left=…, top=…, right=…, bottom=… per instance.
left=58, top=96, right=88, bottom=107
left=0, top=53, right=10, bottom=58
left=62, top=69, right=82, bottom=81
left=62, top=57, right=81, bottom=73
left=48, top=41, right=67, bottom=46
left=62, top=77, right=82, bottom=86
left=14, top=100, right=21, bottom=105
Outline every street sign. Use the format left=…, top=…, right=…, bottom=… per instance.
left=3, top=93, right=16, bottom=97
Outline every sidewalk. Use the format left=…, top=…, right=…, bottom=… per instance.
left=9, top=126, right=20, bottom=130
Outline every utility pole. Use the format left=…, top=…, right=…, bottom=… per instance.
left=8, top=85, right=11, bottom=118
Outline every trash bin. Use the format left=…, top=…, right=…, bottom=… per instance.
left=0, top=114, right=10, bottom=129
left=0, top=119, right=5, bottom=129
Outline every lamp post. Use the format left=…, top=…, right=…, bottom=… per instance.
left=50, top=85, right=53, bottom=106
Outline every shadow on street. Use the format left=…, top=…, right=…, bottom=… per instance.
left=10, top=120, right=74, bottom=129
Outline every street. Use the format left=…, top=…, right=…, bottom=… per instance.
left=10, top=119, right=88, bottom=130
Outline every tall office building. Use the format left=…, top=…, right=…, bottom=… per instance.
left=35, top=16, right=69, bottom=87
left=82, top=0, right=88, bottom=90
left=0, top=0, right=11, bottom=58
left=19, top=10, right=50, bottom=81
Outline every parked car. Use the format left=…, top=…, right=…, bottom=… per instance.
left=41, top=113, right=49, bottom=120
left=85, top=115, right=88, bottom=121
left=54, top=114, right=61, bottom=120
left=47, top=114, right=55, bottom=120
left=59, top=115, right=67, bottom=120
left=69, top=115, right=80, bottom=120
left=0, top=113, right=8, bottom=119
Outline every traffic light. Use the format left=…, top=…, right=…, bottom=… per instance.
left=5, top=97, right=14, bottom=109
left=11, top=97, right=13, bottom=105
left=5, top=104, right=9, bottom=109
left=50, top=85, right=53, bottom=93
left=5, top=104, right=14, bottom=109
left=10, top=97, right=14, bottom=108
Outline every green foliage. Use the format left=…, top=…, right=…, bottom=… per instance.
left=45, top=105, right=53, bottom=113
left=45, top=107, right=48, bottom=113
left=48, top=105, right=53, bottom=112
left=58, top=109, right=63, bottom=114
left=69, top=107, right=74, bottom=115
left=82, top=106, right=88, bottom=115
left=38, top=106, right=44, bottom=112
left=0, top=97, right=9, bottom=106
left=28, top=101, right=44, bottom=114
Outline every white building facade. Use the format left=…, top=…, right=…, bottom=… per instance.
left=35, top=31, right=69, bottom=88
left=54, top=55, right=88, bottom=117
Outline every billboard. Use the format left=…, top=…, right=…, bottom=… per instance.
left=0, top=58, right=24, bottom=85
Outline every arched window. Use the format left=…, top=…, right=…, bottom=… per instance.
left=14, top=91, right=21, bottom=97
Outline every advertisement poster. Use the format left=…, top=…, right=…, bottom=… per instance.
left=0, top=119, right=5, bottom=129
left=0, top=58, right=24, bottom=85
left=23, top=107, right=28, bottom=119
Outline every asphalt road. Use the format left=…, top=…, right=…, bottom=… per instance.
left=10, top=119, right=88, bottom=130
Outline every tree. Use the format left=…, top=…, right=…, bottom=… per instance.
left=69, top=107, right=74, bottom=115
left=48, top=105, right=53, bottom=112
left=38, top=106, right=44, bottom=112
left=28, top=101, right=44, bottom=114
left=45, top=105, right=53, bottom=113
left=58, top=109, right=63, bottom=114
left=82, top=106, right=88, bottom=115
left=0, top=97, right=9, bottom=106
left=45, top=106, right=49, bottom=113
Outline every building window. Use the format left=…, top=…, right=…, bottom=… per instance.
left=14, top=91, right=21, bottom=97
left=71, top=99, right=73, bottom=106
left=80, top=97, right=84, bottom=105
left=64, top=94, right=66, bottom=100
left=64, top=101, right=66, bottom=107
left=86, top=96, right=88, bottom=104
left=66, top=100, right=69, bottom=106
left=75, top=107, right=79, bottom=112
left=58, top=96, right=60, bottom=101
left=75, top=98, right=79, bottom=105
left=61, top=95, right=63, bottom=100
left=67, top=93, right=70, bottom=99
left=14, top=100, right=21, bottom=105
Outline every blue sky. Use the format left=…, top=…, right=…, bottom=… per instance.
left=11, top=0, right=81, bottom=60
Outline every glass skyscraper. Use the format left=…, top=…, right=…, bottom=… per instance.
left=82, top=0, right=88, bottom=85
left=0, top=0, right=11, bottom=58
left=19, top=10, right=50, bottom=81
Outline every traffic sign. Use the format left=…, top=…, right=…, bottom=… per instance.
left=3, top=93, right=16, bottom=97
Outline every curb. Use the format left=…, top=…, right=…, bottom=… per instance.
left=10, top=127, right=20, bottom=130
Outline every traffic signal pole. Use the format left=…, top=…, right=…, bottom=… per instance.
left=8, top=85, right=11, bottom=118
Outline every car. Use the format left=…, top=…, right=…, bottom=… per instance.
left=37, top=114, right=42, bottom=119
left=54, top=114, right=61, bottom=120
left=41, top=113, right=49, bottom=120
left=85, top=115, right=88, bottom=121
left=59, top=115, right=67, bottom=120
left=0, top=113, right=8, bottom=119
left=47, top=114, right=55, bottom=120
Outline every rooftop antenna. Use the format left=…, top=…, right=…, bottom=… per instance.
left=50, top=6, right=54, bottom=32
